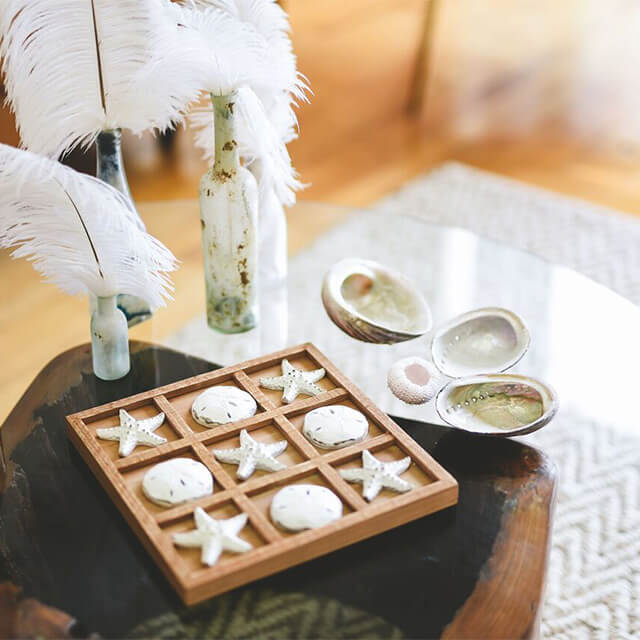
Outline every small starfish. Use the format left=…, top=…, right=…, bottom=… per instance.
left=96, top=409, right=167, bottom=457
left=340, top=450, right=414, bottom=501
left=173, top=507, right=252, bottom=566
left=213, top=429, right=287, bottom=480
left=259, top=359, right=326, bottom=404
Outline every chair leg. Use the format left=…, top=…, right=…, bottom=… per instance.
left=407, top=0, right=442, bottom=115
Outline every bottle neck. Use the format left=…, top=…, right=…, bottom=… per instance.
left=95, top=295, right=118, bottom=315
left=96, top=129, right=133, bottom=201
left=212, top=92, right=240, bottom=176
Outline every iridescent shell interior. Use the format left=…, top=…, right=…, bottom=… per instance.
left=322, top=259, right=432, bottom=344
left=431, top=308, right=530, bottom=378
left=340, top=271, right=427, bottom=334
left=435, top=374, right=558, bottom=436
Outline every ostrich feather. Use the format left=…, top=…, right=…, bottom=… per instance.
left=184, top=0, right=307, bottom=205
left=0, top=0, right=205, bottom=159
left=0, top=144, right=177, bottom=308
left=235, top=87, right=303, bottom=204
left=174, top=3, right=270, bottom=96
left=195, top=0, right=308, bottom=117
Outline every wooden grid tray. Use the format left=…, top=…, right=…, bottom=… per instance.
left=66, top=343, right=458, bottom=605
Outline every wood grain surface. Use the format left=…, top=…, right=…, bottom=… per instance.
left=0, top=583, right=86, bottom=640
left=0, top=342, right=555, bottom=638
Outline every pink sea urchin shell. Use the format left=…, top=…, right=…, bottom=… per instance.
left=387, top=356, right=441, bottom=404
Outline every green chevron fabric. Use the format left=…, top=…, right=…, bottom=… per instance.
left=129, top=589, right=403, bottom=639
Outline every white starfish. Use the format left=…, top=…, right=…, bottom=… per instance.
left=213, top=429, right=287, bottom=480
left=96, top=409, right=167, bottom=457
left=173, top=507, right=253, bottom=566
left=259, top=359, right=326, bottom=404
left=340, top=450, right=414, bottom=501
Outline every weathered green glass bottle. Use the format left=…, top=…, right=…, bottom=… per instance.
left=199, top=91, right=259, bottom=333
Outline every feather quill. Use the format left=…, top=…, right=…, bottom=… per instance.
left=0, top=144, right=177, bottom=308
left=0, top=0, right=205, bottom=158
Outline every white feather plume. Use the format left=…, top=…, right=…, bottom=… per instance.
left=235, top=87, right=303, bottom=204
left=183, top=0, right=307, bottom=205
left=195, top=0, right=308, bottom=117
left=0, top=0, right=205, bottom=158
left=186, top=0, right=307, bottom=137
left=173, top=2, right=270, bottom=96
left=0, top=144, right=177, bottom=308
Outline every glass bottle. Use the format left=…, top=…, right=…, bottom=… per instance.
left=91, top=295, right=130, bottom=380
left=199, top=91, right=259, bottom=333
left=96, top=129, right=152, bottom=327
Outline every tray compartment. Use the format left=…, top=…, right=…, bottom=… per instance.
left=245, top=470, right=354, bottom=537
left=83, top=402, right=182, bottom=462
left=167, top=379, right=266, bottom=434
left=203, top=420, right=307, bottom=483
left=120, top=448, right=221, bottom=515
left=285, top=398, right=385, bottom=452
left=245, top=352, right=338, bottom=408
left=333, top=443, right=435, bottom=504
left=160, top=499, right=267, bottom=573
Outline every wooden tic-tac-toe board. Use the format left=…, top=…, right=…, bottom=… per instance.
left=66, top=343, right=458, bottom=605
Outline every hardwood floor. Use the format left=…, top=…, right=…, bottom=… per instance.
left=2, top=0, right=640, bottom=420
left=126, top=0, right=640, bottom=212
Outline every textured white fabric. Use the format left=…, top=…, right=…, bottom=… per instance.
left=377, top=163, right=640, bottom=306
left=533, top=416, right=640, bottom=639
left=167, top=163, right=640, bottom=638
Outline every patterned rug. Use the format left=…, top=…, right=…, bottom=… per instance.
left=379, top=163, right=640, bottom=306
left=166, top=164, right=640, bottom=639
left=129, top=590, right=403, bottom=639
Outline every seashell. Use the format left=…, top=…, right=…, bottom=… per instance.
left=191, top=386, right=257, bottom=427
left=431, top=307, right=530, bottom=378
left=321, top=258, right=432, bottom=344
left=435, top=374, right=558, bottom=436
left=302, top=405, right=369, bottom=449
left=387, top=356, right=442, bottom=404
left=142, top=458, right=214, bottom=507
left=270, top=484, right=343, bottom=532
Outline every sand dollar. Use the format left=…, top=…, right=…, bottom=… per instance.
left=270, top=484, right=342, bottom=532
left=302, top=405, right=369, bottom=449
left=191, top=386, right=257, bottom=427
left=142, top=458, right=214, bottom=508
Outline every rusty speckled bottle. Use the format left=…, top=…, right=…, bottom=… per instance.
left=199, top=91, right=259, bottom=333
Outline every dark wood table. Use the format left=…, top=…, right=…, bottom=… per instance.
left=0, top=342, right=556, bottom=639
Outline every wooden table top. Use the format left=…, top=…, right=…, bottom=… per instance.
left=0, top=342, right=556, bottom=639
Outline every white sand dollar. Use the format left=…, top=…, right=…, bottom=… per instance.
left=270, top=485, right=342, bottom=532
left=302, top=405, right=369, bottom=450
left=142, top=458, right=214, bottom=508
left=191, top=386, right=257, bottom=427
